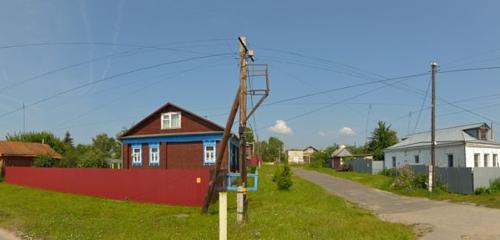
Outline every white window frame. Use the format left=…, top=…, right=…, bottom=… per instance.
left=161, top=112, right=181, bottom=129
left=414, top=155, right=419, bottom=164
left=131, top=144, right=142, bottom=166
left=494, top=154, right=499, bottom=167
left=149, top=143, right=160, bottom=166
left=203, top=141, right=216, bottom=165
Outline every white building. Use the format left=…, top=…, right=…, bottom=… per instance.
left=384, top=123, right=500, bottom=169
left=288, top=149, right=305, bottom=164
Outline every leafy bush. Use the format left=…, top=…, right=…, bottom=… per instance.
left=77, top=148, right=109, bottom=168
left=33, top=155, right=56, bottom=167
left=380, top=168, right=399, bottom=177
left=475, top=178, right=500, bottom=195
left=274, top=165, right=293, bottom=190
left=309, top=157, right=324, bottom=168
left=475, top=187, right=489, bottom=195
left=309, top=151, right=330, bottom=168
left=413, top=173, right=428, bottom=189
left=489, top=178, right=500, bottom=193
left=391, top=165, right=428, bottom=192
left=272, top=166, right=281, bottom=182
left=247, top=165, right=257, bottom=174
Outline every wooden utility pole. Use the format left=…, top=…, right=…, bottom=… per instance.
left=429, top=62, right=438, bottom=192
left=239, top=36, right=249, bottom=186
left=202, top=87, right=240, bottom=213
left=236, top=36, right=254, bottom=224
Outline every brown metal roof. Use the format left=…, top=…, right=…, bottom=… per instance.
left=0, top=141, right=62, bottom=159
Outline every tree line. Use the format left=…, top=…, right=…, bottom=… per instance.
left=250, top=121, right=399, bottom=167
left=309, top=121, right=399, bottom=167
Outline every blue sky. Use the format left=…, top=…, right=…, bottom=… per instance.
left=0, top=1, right=499, bottom=149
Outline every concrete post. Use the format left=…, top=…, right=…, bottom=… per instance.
left=236, top=186, right=247, bottom=224
left=219, top=192, right=227, bottom=240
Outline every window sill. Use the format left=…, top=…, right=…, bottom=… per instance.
left=149, top=163, right=160, bottom=167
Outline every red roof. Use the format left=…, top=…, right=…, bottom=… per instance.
left=0, top=141, right=62, bottom=159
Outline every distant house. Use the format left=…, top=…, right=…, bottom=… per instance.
left=330, top=145, right=352, bottom=169
left=0, top=141, right=62, bottom=176
left=384, top=123, right=500, bottom=169
left=287, top=149, right=304, bottom=164
left=302, top=146, right=318, bottom=164
left=119, top=102, right=239, bottom=171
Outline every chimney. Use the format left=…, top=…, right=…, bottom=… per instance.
left=491, top=123, right=495, bottom=142
left=480, top=126, right=487, bottom=141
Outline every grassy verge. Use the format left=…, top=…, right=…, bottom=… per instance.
left=305, top=166, right=500, bottom=209
left=0, top=165, right=414, bottom=239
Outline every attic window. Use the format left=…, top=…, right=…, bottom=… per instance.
left=161, top=112, right=181, bottom=129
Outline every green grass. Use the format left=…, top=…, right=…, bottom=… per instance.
left=306, top=166, right=500, bottom=209
left=0, top=165, right=414, bottom=239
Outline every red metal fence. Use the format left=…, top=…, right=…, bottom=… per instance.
left=5, top=167, right=210, bottom=207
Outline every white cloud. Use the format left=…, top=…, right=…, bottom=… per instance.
left=339, top=127, right=356, bottom=136
left=318, top=131, right=326, bottom=137
left=268, top=120, right=293, bottom=135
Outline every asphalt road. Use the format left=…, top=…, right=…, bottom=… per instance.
left=293, top=168, right=500, bottom=240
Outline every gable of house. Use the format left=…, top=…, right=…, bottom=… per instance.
left=121, top=102, right=224, bottom=137
left=119, top=102, right=238, bottom=170
left=303, top=146, right=318, bottom=155
left=386, top=123, right=491, bottom=151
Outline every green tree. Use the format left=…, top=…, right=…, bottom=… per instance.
left=310, top=150, right=330, bottom=168
left=244, top=127, right=255, bottom=143
left=366, top=121, right=398, bottom=160
left=92, top=133, right=121, bottom=159
left=78, top=148, right=109, bottom=168
left=268, top=137, right=285, bottom=162
left=63, top=131, right=74, bottom=147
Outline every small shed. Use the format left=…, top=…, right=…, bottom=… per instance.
left=330, top=145, right=352, bottom=169
left=0, top=141, right=62, bottom=176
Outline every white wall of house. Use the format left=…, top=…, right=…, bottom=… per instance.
left=465, top=144, right=500, bottom=167
left=288, top=150, right=304, bottom=164
left=385, top=143, right=500, bottom=169
left=384, top=144, right=466, bottom=169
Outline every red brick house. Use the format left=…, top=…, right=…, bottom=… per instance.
left=0, top=141, right=62, bottom=176
left=119, top=102, right=239, bottom=170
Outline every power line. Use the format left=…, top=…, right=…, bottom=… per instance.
left=54, top=59, right=234, bottom=129
left=0, top=39, right=232, bottom=51
left=264, top=72, right=429, bottom=106
left=439, top=66, right=500, bottom=74
left=0, top=53, right=233, bottom=119
left=413, top=78, right=431, bottom=133
left=258, top=47, right=500, bottom=128
left=0, top=40, right=236, bottom=93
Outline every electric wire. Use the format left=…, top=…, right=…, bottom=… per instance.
left=0, top=53, right=234, bottom=119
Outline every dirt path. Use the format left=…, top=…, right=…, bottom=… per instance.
left=293, top=168, right=500, bottom=240
left=0, top=229, right=19, bottom=240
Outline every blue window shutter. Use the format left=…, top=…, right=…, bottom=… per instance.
left=131, top=144, right=142, bottom=167
left=149, top=143, right=160, bottom=166
left=203, top=140, right=217, bottom=165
